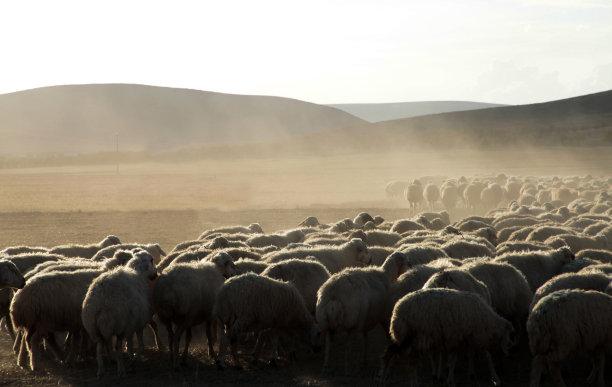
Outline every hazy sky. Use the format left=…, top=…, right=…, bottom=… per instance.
left=2, top=0, right=611, bottom=104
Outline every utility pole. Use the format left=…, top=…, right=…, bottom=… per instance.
left=115, top=132, right=119, bottom=175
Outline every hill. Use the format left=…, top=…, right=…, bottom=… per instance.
left=289, top=89, right=612, bottom=152
left=328, top=101, right=506, bottom=122
left=0, top=84, right=365, bottom=156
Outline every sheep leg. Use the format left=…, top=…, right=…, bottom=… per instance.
left=13, top=329, right=22, bottom=354
left=483, top=350, right=501, bottom=386
left=546, top=359, right=566, bottom=387
left=3, top=313, right=16, bottom=340
left=115, top=335, right=126, bottom=377
left=229, top=334, right=241, bottom=369
left=148, top=319, right=165, bottom=351
left=96, top=341, right=106, bottom=379
left=172, top=325, right=185, bottom=370
left=445, top=350, right=458, bottom=387
left=130, top=329, right=145, bottom=366
left=321, top=331, right=331, bottom=375
left=180, top=327, right=192, bottom=365
left=162, top=320, right=173, bottom=359
left=64, top=330, right=79, bottom=366
left=586, top=352, right=605, bottom=387
left=251, top=331, right=266, bottom=366
left=376, top=343, right=400, bottom=386
left=205, top=321, right=216, bottom=360
left=529, top=354, right=545, bottom=387
left=26, top=329, right=42, bottom=371
left=44, top=333, right=65, bottom=362
left=17, top=330, right=29, bottom=368
left=215, top=324, right=229, bottom=369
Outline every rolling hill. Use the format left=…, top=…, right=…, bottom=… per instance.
left=289, top=89, right=612, bottom=152
left=328, top=101, right=506, bottom=122
left=0, top=84, right=366, bottom=156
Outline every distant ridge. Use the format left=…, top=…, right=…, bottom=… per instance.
left=0, top=84, right=365, bottom=156
left=328, top=101, right=506, bottom=122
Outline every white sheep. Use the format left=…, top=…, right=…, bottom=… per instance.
left=153, top=251, right=236, bottom=369
left=528, top=289, right=612, bottom=387
left=395, top=244, right=449, bottom=266
left=315, top=252, right=410, bottom=374
left=441, top=238, right=495, bottom=260
left=81, top=250, right=158, bottom=378
left=461, top=261, right=533, bottom=330
left=390, top=219, right=426, bottom=234
left=525, top=225, right=576, bottom=242
left=297, top=216, right=320, bottom=227
left=263, top=238, right=371, bottom=274
left=48, top=235, right=121, bottom=258
left=495, top=241, right=551, bottom=255
left=91, top=243, right=166, bottom=263
left=494, top=247, right=575, bottom=292
left=575, top=249, right=612, bottom=263
left=213, top=272, right=316, bottom=368
left=364, top=230, right=402, bottom=247
left=377, top=288, right=514, bottom=387
left=544, top=233, right=608, bottom=253
left=480, top=183, right=503, bottom=211
left=423, top=183, right=440, bottom=211
left=529, top=272, right=611, bottom=312
left=404, top=181, right=424, bottom=211
left=261, top=259, right=330, bottom=315
left=234, top=258, right=269, bottom=274
left=198, top=223, right=264, bottom=240
left=0, top=246, right=49, bottom=256
left=441, top=183, right=459, bottom=211
left=423, top=268, right=491, bottom=305
left=246, top=229, right=305, bottom=248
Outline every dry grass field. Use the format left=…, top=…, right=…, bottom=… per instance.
left=0, top=147, right=611, bottom=386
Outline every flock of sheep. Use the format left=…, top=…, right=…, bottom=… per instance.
left=0, top=173, right=611, bottom=386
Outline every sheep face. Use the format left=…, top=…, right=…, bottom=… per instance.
left=128, top=250, right=158, bottom=280
left=210, top=251, right=237, bottom=278
left=0, top=260, right=25, bottom=289
left=349, top=239, right=371, bottom=266
left=557, top=247, right=575, bottom=264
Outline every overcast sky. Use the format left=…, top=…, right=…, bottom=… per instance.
left=1, top=0, right=611, bottom=105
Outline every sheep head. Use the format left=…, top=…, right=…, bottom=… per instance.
left=127, top=249, right=157, bottom=280
left=210, top=251, right=237, bottom=278
left=0, top=260, right=25, bottom=289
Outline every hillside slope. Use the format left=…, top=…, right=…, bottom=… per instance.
left=328, top=101, right=506, bottom=122
left=0, top=84, right=365, bottom=156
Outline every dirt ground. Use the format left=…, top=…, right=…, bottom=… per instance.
left=1, top=147, right=611, bottom=386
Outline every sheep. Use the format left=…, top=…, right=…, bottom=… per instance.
left=388, top=265, right=444, bottom=311
left=580, top=264, right=612, bottom=275
left=234, top=258, right=269, bottom=274
left=364, top=230, right=402, bottom=247
left=368, top=247, right=395, bottom=266
left=496, top=241, right=551, bottom=255
left=441, top=184, right=459, bottom=211
left=377, top=288, right=514, bottom=387
left=497, top=225, right=524, bottom=243
left=261, top=259, right=330, bottom=315
left=153, top=251, right=236, bottom=369
left=297, top=216, right=320, bottom=227
left=480, top=183, right=503, bottom=211
left=525, top=225, right=576, bottom=242
left=461, top=261, right=533, bottom=330
left=575, top=249, right=612, bottom=263
left=48, top=235, right=121, bottom=259
left=385, top=180, right=410, bottom=199
left=528, top=290, right=612, bottom=387
left=10, top=252, right=132, bottom=371
left=315, top=252, right=410, bottom=374
left=198, top=223, right=264, bottom=240
left=392, top=221, right=427, bottom=235
left=213, top=273, right=316, bottom=368
left=494, top=247, right=575, bottom=292
left=263, top=238, right=371, bottom=274
left=423, top=183, right=440, bottom=211
left=157, top=249, right=212, bottom=272
left=529, top=272, right=611, bottom=312
left=0, top=260, right=25, bottom=289
left=463, top=182, right=484, bottom=211
left=404, top=181, right=423, bottom=210
left=221, top=248, right=263, bottom=262
left=493, top=216, right=540, bottom=231
left=246, top=229, right=305, bottom=248
left=0, top=246, right=49, bottom=256
left=395, top=244, right=449, bottom=266
left=81, top=250, right=158, bottom=378
left=5, top=253, right=66, bottom=274
left=583, top=222, right=610, bottom=236
left=353, top=212, right=374, bottom=227
left=423, top=269, right=491, bottom=305
left=545, top=233, right=608, bottom=253
left=441, top=238, right=495, bottom=260
left=91, top=243, right=166, bottom=263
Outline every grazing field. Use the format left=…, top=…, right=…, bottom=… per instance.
left=0, top=147, right=611, bottom=386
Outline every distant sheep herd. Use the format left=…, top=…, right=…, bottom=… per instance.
left=0, top=172, right=611, bottom=386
